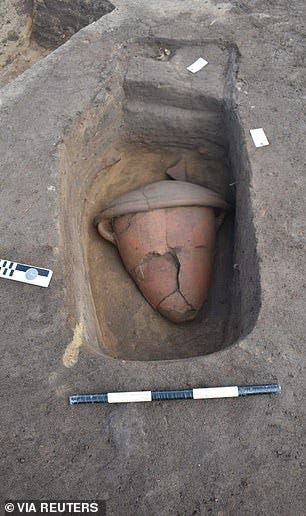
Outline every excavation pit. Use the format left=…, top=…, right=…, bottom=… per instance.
left=60, top=39, right=261, bottom=360
left=0, top=0, right=114, bottom=85
left=31, top=0, right=115, bottom=50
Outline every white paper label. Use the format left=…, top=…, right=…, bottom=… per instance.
left=250, top=128, right=269, bottom=147
left=187, top=58, right=208, bottom=73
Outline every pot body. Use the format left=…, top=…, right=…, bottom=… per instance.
left=107, top=205, right=216, bottom=323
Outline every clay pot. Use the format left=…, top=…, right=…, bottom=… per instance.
left=94, top=181, right=229, bottom=323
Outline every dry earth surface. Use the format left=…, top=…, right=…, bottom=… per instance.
left=0, top=1, right=305, bottom=515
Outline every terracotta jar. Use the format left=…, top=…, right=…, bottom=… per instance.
left=94, top=181, right=229, bottom=323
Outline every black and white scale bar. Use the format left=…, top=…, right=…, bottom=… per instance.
left=0, top=258, right=52, bottom=287
left=69, top=384, right=281, bottom=405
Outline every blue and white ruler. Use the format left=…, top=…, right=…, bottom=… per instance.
left=0, top=258, right=53, bottom=287
left=69, top=384, right=281, bottom=405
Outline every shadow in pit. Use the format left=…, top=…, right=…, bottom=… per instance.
left=31, top=0, right=114, bottom=49
left=0, top=0, right=114, bottom=86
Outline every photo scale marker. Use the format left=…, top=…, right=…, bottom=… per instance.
left=0, top=258, right=53, bottom=287
left=69, top=384, right=281, bottom=405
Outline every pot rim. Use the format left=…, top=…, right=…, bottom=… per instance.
left=94, top=180, right=230, bottom=225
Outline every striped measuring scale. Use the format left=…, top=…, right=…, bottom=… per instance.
left=69, top=384, right=281, bottom=405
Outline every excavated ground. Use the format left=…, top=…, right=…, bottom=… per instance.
left=0, top=1, right=305, bottom=515
left=0, top=0, right=114, bottom=85
left=59, top=37, right=260, bottom=361
left=84, top=146, right=237, bottom=359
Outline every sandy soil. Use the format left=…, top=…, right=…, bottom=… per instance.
left=0, top=1, right=305, bottom=515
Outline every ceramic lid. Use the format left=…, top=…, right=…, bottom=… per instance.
left=95, top=180, right=230, bottom=223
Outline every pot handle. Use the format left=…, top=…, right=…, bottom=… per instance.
left=97, top=220, right=117, bottom=246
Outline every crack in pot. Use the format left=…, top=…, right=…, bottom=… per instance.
left=132, top=246, right=196, bottom=316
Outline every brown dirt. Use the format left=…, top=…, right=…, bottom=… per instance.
left=0, top=39, right=48, bottom=86
left=0, top=1, right=305, bottom=515
left=84, top=144, right=236, bottom=360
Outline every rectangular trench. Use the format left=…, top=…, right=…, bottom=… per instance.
left=60, top=38, right=261, bottom=360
